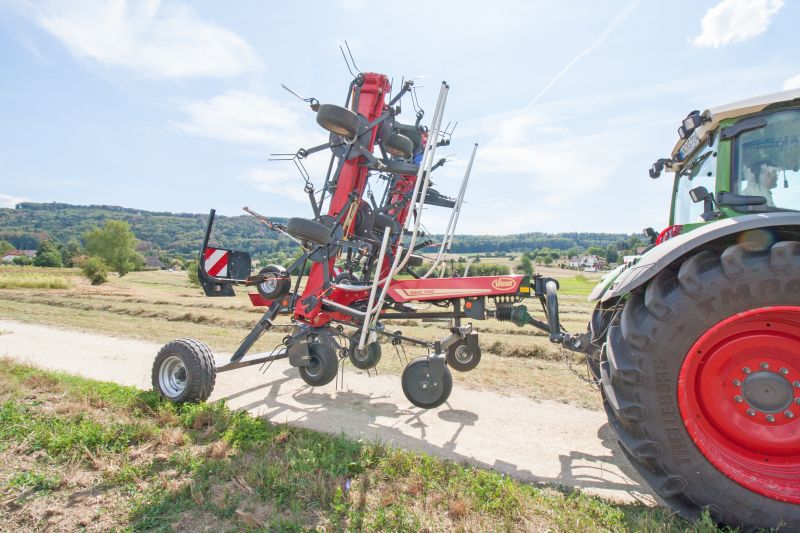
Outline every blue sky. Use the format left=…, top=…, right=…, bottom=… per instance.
left=0, top=0, right=797, bottom=233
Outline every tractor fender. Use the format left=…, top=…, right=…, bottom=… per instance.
left=597, top=212, right=800, bottom=302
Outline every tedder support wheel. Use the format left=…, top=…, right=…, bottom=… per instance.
left=152, top=339, right=216, bottom=403
left=287, top=217, right=331, bottom=246
left=383, top=133, right=414, bottom=159
left=298, top=341, right=338, bottom=387
left=256, top=264, right=290, bottom=300
left=446, top=342, right=481, bottom=372
left=601, top=240, right=800, bottom=530
left=406, top=254, right=424, bottom=268
left=402, top=356, right=453, bottom=409
left=348, top=340, right=381, bottom=370
left=316, top=104, right=360, bottom=139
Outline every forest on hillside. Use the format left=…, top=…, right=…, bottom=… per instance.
left=0, top=202, right=639, bottom=260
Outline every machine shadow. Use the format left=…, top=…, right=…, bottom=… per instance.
left=215, top=365, right=656, bottom=504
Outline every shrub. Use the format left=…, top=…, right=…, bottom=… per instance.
left=82, top=257, right=109, bottom=285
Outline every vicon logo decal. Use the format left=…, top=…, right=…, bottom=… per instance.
left=491, top=277, right=516, bottom=291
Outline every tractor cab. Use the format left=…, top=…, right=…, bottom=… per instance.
left=651, top=89, right=800, bottom=232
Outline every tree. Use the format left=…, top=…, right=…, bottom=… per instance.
left=186, top=260, right=200, bottom=288
left=33, top=240, right=63, bottom=268
left=0, top=240, right=13, bottom=256
left=82, top=257, right=108, bottom=285
left=12, top=255, right=32, bottom=266
left=543, top=255, right=554, bottom=266
left=61, top=238, right=82, bottom=267
left=518, top=255, right=533, bottom=275
left=84, top=220, right=143, bottom=276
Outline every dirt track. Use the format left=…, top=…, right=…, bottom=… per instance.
left=0, top=318, right=657, bottom=505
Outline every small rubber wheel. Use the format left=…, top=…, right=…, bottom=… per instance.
left=316, top=104, right=360, bottom=139
left=152, top=339, right=216, bottom=403
left=298, top=341, right=338, bottom=387
left=447, top=342, right=481, bottom=372
left=402, top=356, right=453, bottom=409
left=406, top=254, right=424, bottom=268
left=256, top=265, right=290, bottom=300
left=372, top=213, right=398, bottom=236
left=287, top=217, right=331, bottom=246
left=384, top=133, right=414, bottom=158
left=348, top=340, right=381, bottom=370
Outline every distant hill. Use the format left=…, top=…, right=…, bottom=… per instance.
left=0, top=202, right=637, bottom=258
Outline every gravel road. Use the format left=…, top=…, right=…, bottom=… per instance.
left=0, top=319, right=657, bottom=504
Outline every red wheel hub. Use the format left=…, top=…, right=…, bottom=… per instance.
left=679, top=306, right=800, bottom=503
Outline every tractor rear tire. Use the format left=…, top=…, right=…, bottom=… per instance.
left=298, top=341, right=338, bottom=387
left=287, top=217, right=331, bottom=246
left=316, top=104, right=360, bottom=139
left=152, top=339, right=216, bottom=403
left=601, top=240, right=800, bottom=530
left=384, top=133, right=414, bottom=159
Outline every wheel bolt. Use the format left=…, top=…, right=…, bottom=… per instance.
left=734, top=395, right=743, bottom=403
left=766, top=415, right=776, bottom=423
left=761, top=362, right=769, bottom=370
left=747, top=409, right=756, bottom=417
left=743, top=367, right=752, bottom=374
left=732, top=379, right=742, bottom=387
left=794, top=381, right=800, bottom=388
left=795, top=398, right=800, bottom=406
left=781, top=368, right=789, bottom=375
left=785, top=411, right=795, bottom=419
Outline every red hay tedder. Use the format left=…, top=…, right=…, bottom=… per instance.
left=152, top=70, right=582, bottom=409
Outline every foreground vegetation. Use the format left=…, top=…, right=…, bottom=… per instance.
left=0, top=360, right=724, bottom=531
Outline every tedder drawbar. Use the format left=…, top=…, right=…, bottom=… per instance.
left=152, top=71, right=589, bottom=409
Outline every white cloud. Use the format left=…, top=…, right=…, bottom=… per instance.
left=0, top=193, right=30, bottom=208
left=692, top=0, right=783, bottom=49
left=31, top=0, right=259, bottom=78
left=784, top=74, right=800, bottom=90
left=174, top=90, right=324, bottom=150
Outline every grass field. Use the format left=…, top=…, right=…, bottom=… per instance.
left=0, top=360, right=722, bottom=532
left=0, top=266, right=73, bottom=289
left=0, top=265, right=603, bottom=408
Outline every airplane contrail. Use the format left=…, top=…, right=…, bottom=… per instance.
left=523, top=0, right=642, bottom=111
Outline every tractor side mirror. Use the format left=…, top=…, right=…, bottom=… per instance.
left=689, top=186, right=709, bottom=203
left=716, top=191, right=767, bottom=206
left=649, top=160, right=664, bottom=179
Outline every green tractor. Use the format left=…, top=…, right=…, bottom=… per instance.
left=584, top=89, right=800, bottom=529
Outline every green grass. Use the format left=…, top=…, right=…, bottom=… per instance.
left=0, top=265, right=74, bottom=289
left=0, top=359, right=727, bottom=532
left=556, top=274, right=598, bottom=297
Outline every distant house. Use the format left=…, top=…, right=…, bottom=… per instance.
left=1, top=250, right=36, bottom=263
left=568, top=255, right=600, bottom=270
left=144, top=256, right=165, bottom=270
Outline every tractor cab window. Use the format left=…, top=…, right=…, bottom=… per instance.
left=673, top=135, right=717, bottom=225
left=733, top=109, right=800, bottom=212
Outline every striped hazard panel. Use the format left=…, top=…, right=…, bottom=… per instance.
left=204, top=248, right=229, bottom=277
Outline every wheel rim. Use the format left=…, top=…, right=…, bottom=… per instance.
left=453, top=345, right=472, bottom=364
left=259, top=275, right=277, bottom=294
left=304, top=357, right=322, bottom=378
left=404, top=361, right=442, bottom=406
left=678, top=306, right=800, bottom=503
left=159, top=355, right=187, bottom=398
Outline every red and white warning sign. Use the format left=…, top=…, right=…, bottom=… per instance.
left=204, top=248, right=229, bottom=277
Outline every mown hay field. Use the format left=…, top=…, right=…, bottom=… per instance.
left=0, top=265, right=603, bottom=408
